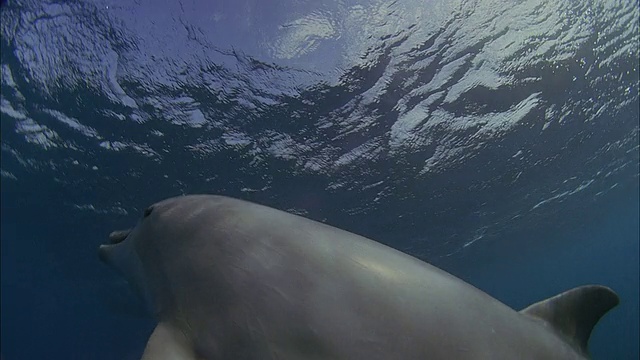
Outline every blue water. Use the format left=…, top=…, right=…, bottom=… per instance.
left=1, top=0, right=639, bottom=359
left=444, top=192, right=640, bottom=360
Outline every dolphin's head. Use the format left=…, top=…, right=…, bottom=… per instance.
left=99, top=205, right=162, bottom=316
left=98, top=195, right=231, bottom=319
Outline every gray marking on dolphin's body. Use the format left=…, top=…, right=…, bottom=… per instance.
left=99, top=194, right=619, bottom=360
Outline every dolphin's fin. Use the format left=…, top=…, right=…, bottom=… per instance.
left=520, top=285, right=619, bottom=356
left=141, top=322, right=195, bottom=360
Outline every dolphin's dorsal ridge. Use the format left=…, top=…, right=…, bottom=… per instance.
left=520, top=284, right=619, bottom=355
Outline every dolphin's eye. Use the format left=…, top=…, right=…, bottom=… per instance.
left=143, top=206, right=154, bottom=218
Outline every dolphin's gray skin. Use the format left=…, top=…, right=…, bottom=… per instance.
left=99, top=195, right=618, bottom=360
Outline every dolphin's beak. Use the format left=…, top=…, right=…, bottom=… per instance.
left=98, top=244, right=111, bottom=263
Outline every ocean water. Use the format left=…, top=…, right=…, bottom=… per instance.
left=1, top=0, right=638, bottom=359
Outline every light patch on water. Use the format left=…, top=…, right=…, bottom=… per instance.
left=424, top=54, right=472, bottom=98
left=223, top=131, right=252, bottom=147
left=463, top=226, right=488, bottom=249
left=531, top=179, right=595, bottom=210
left=99, top=140, right=159, bottom=158
left=101, top=110, right=127, bottom=121
left=186, top=109, right=207, bottom=127
left=1, top=64, right=17, bottom=87
left=363, top=180, right=384, bottom=190
left=99, top=141, right=128, bottom=151
left=425, top=94, right=538, bottom=171
left=14, top=118, right=61, bottom=150
left=145, top=95, right=208, bottom=128
left=542, top=105, right=558, bottom=130
left=511, top=171, right=523, bottom=184
left=0, top=170, right=17, bottom=180
left=390, top=91, right=446, bottom=145
left=240, top=186, right=270, bottom=193
left=0, top=99, right=27, bottom=120
left=444, top=57, right=512, bottom=104
left=266, top=132, right=313, bottom=160
left=473, top=92, right=541, bottom=137
left=394, top=92, right=540, bottom=175
left=186, top=139, right=224, bottom=156
left=42, top=109, right=101, bottom=139
left=304, top=157, right=330, bottom=172
left=271, top=12, right=336, bottom=59
left=104, top=49, right=138, bottom=108
left=326, top=181, right=346, bottom=190
left=129, top=112, right=147, bottom=124
left=334, top=139, right=382, bottom=167
left=421, top=145, right=470, bottom=175
left=1, top=144, right=44, bottom=171
left=285, top=208, right=309, bottom=216
left=71, top=203, right=129, bottom=215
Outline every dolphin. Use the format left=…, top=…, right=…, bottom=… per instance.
left=99, top=194, right=618, bottom=360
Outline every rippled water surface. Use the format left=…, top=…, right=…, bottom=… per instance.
left=1, top=0, right=638, bottom=359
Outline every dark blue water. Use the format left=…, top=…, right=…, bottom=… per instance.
left=1, top=0, right=638, bottom=359
left=445, top=191, right=640, bottom=360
